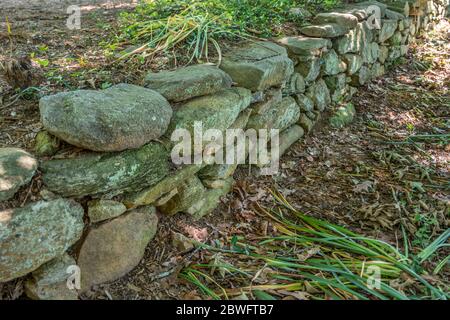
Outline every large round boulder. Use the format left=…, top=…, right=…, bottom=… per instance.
left=39, top=84, right=172, bottom=152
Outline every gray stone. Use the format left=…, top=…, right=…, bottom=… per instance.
left=351, top=65, right=371, bottom=86
left=400, top=44, right=409, bottom=56
left=362, top=42, right=379, bottom=64
left=313, top=12, right=358, bottom=29
left=294, top=94, right=315, bottom=112
left=41, top=142, right=169, bottom=198
left=34, top=131, right=60, bottom=157
left=351, top=1, right=388, bottom=17
left=198, top=109, right=252, bottom=181
left=24, top=254, right=78, bottom=300
left=158, top=176, right=205, bottom=215
left=324, top=74, right=348, bottom=103
left=306, top=79, right=331, bottom=111
left=300, top=23, right=350, bottom=38
left=388, top=46, right=402, bottom=61
left=389, top=31, right=403, bottom=45
left=298, top=114, right=314, bottom=133
left=282, top=72, right=306, bottom=95
left=251, top=88, right=282, bottom=115
left=343, top=54, right=363, bottom=75
left=0, top=148, right=37, bottom=201
left=295, top=57, right=322, bottom=83
left=220, top=41, right=294, bottom=91
left=0, top=199, right=84, bottom=282
left=88, top=199, right=127, bottom=223
left=371, top=62, right=385, bottom=78
left=167, top=87, right=252, bottom=138
left=40, top=84, right=172, bottom=152
left=333, top=21, right=372, bottom=54
left=246, top=97, right=300, bottom=132
left=379, top=20, right=398, bottom=43
left=145, top=64, right=232, bottom=102
left=273, top=125, right=305, bottom=162
left=123, top=164, right=202, bottom=209
left=322, top=49, right=347, bottom=75
left=77, top=206, right=158, bottom=291
left=188, top=178, right=233, bottom=220
left=276, top=36, right=331, bottom=56
left=335, top=7, right=368, bottom=21
left=385, top=8, right=406, bottom=20
left=378, top=45, right=389, bottom=63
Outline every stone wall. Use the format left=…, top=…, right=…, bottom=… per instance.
left=0, top=0, right=448, bottom=299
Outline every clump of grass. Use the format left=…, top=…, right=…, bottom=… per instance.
left=180, top=191, right=449, bottom=300
left=113, top=0, right=340, bottom=63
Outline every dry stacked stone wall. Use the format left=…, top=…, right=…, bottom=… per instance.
left=0, top=0, right=448, bottom=299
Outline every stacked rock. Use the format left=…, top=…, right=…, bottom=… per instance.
left=0, top=0, right=447, bottom=299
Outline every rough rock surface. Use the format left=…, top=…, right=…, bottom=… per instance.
left=77, top=206, right=158, bottom=291
left=295, top=57, right=322, bottom=83
left=167, top=87, right=252, bottom=137
left=220, top=41, right=294, bottom=91
left=276, top=36, right=331, bottom=56
left=24, top=254, right=78, bottom=300
left=329, top=103, right=356, bottom=128
left=322, top=49, right=347, bottom=75
left=0, top=199, right=84, bottom=282
left=0, top=148, right=37, bottom=201
left=34, top=131, right=60, bottom=157
left=313, top=12, right=358, bottom=29
left=88, top=199, right=127, bottom=223
left=306, top=79, right=332, bottom=111
left=246, top=96, right=300, bottom=132
left=145, top=64, right=232, bottom=102
left=157, top=176, right=206, bottom=215
left=123, top=165, right=202, bottom=209
left=40, top=84, right=172, bottom=152
left=41, top=142, right=169, bottom=198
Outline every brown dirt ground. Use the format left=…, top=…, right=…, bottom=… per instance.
left=0, top=4, right=448, bottom=300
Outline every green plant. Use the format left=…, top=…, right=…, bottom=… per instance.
left=113, top=0, right=340, bottom=63
left=180, top=191, right=448, bottom=300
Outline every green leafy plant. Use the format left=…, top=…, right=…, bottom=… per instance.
left=180, top=191, right=448, bottom=300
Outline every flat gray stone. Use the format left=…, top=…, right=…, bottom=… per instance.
left=145, top=64, right=232, bottom=102
left=41, top=142, right=169, bottom=198
left=313, top=12, right=358, bottom=29
left=0, top=199, right=84, bottom=282
left=88, top=199, right=127, bottom=223
left=167, top=87, right=252, bottom=137
left=295, top=57, right=322, bottom=84
left=343, top=54, right=363, bottom=75
left=220, top=41, right=294, bottom=91
left=276, top=36, right=331, bottom=56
